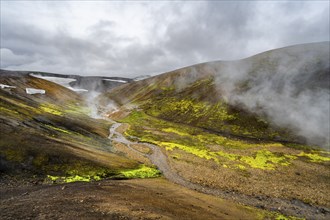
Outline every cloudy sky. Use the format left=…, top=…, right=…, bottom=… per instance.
left=0, top=1, right=329, bottom=77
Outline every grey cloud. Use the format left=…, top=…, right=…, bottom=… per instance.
left=0, top=1, right=329, bottom=77
left=163, top=2, right=257, bottom=62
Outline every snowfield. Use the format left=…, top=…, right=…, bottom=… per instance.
left=30, top=74, right=88, bottom=93
left=0, top=84, right=16, bottom=89
left=102, top=79, right=128, bottom=83
left=26, top=88, right=46, bottom=95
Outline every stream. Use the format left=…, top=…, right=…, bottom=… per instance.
left=108, top=122, right=330, bottom=219
left=109, top=123, right=188, bottom=186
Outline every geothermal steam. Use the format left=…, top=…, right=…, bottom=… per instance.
left=210, top=42, right=330, bottom=147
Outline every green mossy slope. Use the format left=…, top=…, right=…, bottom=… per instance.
left=0, top=75, right=142, bottom=183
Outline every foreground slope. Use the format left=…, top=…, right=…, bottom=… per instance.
left=103, top=42, right=330, bottom=218
left=1, top=178, right=274, bottom=220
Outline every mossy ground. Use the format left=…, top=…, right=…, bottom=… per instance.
left=121, top=110, right=327, bottom=170
left=120, top=165, right=161, bottom=179
left=119, top=110, right=330, bottom=207
left=109, top=77, right=295, bottom=142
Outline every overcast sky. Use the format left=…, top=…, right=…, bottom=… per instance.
left=0, top=1, right=329, bottom=77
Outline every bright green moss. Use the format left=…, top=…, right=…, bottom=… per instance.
left=123, top=110, right=261, bottom=149
left=0, top=106, right=19, bottom=115
left=298, top=152, right=330, bottom=162
left=40, top=103, right=63, bottom=116
left=240, top=150, right=291, bottom=170
left=46, top=164, right=114, bottom=183
left=162, top=128, right=189, bottom=136
left=145, top=97, right=236, bottom=125
left=236, top=164, right=246, bottom=170
left=138, top=77, right=287, bottom=141
left=157, top=141, right=219, bottom=162
left=276, top=215, right=289, bottom=220
left=275, top=214, right=304, bottom=220
left=45, top=124, right=73, bottom=134
left=47, top=175, right=95, bottom=183
left=120, top=165, right=161, bottom=178
left=64, top=175, right=92, bottom=183
left=259, top=211, right=304, bottom=220
left=121, top=110, right=299, bottom=170
left=47, top=175, right=60, bottom=182
left=216, top=151, right=239, bottom=161
left=120, top=110, right=145, bottom=123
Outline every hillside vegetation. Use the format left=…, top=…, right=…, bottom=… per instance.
left=104, top=42, right=330, bottom=211
left=0, top=73, right=149, bottom=184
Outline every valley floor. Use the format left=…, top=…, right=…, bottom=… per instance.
left=108, top=122, right=330, bottom=220
left=1, top=178, right=265, bottom=220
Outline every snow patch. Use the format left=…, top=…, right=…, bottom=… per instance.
left=30, top=73, right=89, bottom=93
left=102, top=79, right=127, bottom=83
left=0, top=84, right=16, bottom=89
left=133, top=75, right=151, bottom=81
left=30, top=74, right=76, bottom=88
left=26, top=88, right=46, bottom=95
left=67, top=87, right=88, bottom=93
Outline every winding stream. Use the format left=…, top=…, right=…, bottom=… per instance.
left=109, top=123, right=188, bottom=186
left=108, top=122, right=329, bottom=219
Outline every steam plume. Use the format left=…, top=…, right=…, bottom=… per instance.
left=210, top=42, right=330, bottom=147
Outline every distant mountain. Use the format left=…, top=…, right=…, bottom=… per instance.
left=0, top=69, right=133, bottom=93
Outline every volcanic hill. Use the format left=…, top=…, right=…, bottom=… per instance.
left=1, top=42, right=330, bottom=220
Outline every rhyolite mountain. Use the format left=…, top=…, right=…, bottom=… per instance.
left=105, top=42, right=330, bottom=147
left=1, top=42, right=329, bottom=220
left=0, top=70, right=139, bottom=180
left=0, top=70, right=132, bottom=92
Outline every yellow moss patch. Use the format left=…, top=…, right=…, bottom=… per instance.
left=298, top=152, right=330, bottom=162
left=40, top=104, right=62, bottom=116
left=121, top=110, right=309, bottom=171
left=162, top=128, right=189, bottom=136
left=65, top=175, right=93, bottom=183
left=240, top=150, right=291, bottom=170
left=120, top=165, right=161, bottom=178
left=236, top=164, right=246, bottom=170
left=155, top=141, right=218, bottom=162
left=216, top=151, right=239, bottom=161
left=274, top=213, right=304, bottom=220
left=47, top=175, right=60, bottom=182
left=45, top=125, right=73, bottom=134
left=0, top=106, right=19, bottom=115
left=47, top=175, right=96, bottom=183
